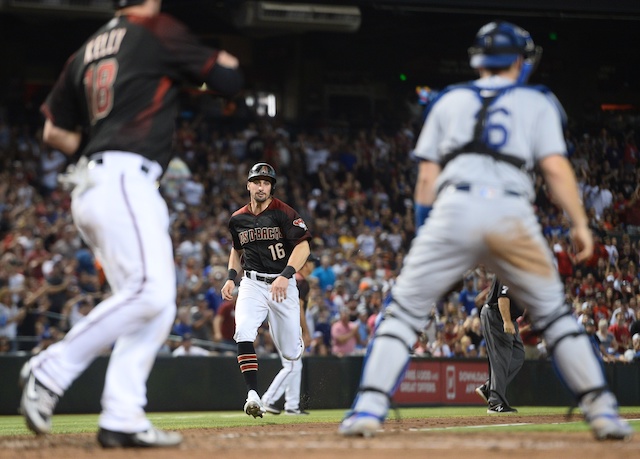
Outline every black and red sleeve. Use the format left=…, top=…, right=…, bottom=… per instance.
left=40, top=53, right=83, bottom=130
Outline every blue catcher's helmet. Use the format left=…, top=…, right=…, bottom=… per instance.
left=468, top=21, right=542, bottom=82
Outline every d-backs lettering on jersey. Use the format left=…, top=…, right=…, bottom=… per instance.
left=238, top=227, right=283, bottom=245
left=229, top=198, right=311, bottom=274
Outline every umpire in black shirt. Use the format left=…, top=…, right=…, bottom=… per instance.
left=475, top=275, right=525, bottom=413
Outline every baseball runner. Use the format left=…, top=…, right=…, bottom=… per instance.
left=261, top=253, right=317, bottom=415
left=475, top=275, right=525, bottom=413
left=221, top=163, right=311, bottom=418
left=339, top=21, right=633, bottom=441
left=20, top=0, right=242, bottom=448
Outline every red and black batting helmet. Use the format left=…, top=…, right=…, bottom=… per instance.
left=113, top=0, right=146, bottom=8
left=248, top=162, right=277, bottom=189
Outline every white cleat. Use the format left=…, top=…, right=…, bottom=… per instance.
left=590, top=415, right=634, bottom=441
left=338, top=412, right=381, bottom=438
left=19, top=362, right=59, bottom=435
left=244, top=390, right=266, bottom=418
left=581, top=391, right=634, bottom=441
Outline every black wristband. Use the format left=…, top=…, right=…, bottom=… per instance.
left=227, top=269, right=238, bottom=282
left=280, top=265, right=296, bottom=279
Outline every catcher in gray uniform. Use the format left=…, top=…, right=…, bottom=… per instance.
left=339, top=20, right=633, bottom=441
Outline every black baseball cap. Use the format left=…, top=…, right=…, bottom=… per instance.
left=307, top=254, right=320, bottom=264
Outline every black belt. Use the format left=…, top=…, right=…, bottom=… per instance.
left=442, top=183, right=523, bottom=198
left=91, top=155, right=150, bottom=174
left=246, top=271, right=278, bottom=284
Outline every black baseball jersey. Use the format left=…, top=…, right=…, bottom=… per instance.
left=486, top=276, right=521, bottom=320
left=229, top=198, right=312, bottom=274
left=40, top=13, right=243, bottom=171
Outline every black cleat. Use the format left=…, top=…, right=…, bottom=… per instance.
left=487, top=403, right=518, bottom=414
left=97, top=427, right=183, bottom=448
left=475, top=383, right=489, bottom=405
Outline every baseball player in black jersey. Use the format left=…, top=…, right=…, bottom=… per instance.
left=20, top=0, right=242, bottom=448
left=261, top=253, right=317, bottom=415
left=221, top=163, right=311, bottom=418
left=475, top=275, right=525, bottom=413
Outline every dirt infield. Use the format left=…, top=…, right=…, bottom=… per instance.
left=2, top=413, right=638, bottom=459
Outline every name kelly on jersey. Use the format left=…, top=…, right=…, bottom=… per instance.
left=84, top=27, right=127, bottom=64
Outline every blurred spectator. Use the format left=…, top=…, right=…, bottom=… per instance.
left=0, top=336, right=11, bottom=354
left=625, top=333, right=640, bottom=362
left=596, top=318, right=620, bottom=361
left=516, top=310, right=540, bottom=359
left=413, top=331, right=432, bottom=357
left=190, top=293, right=214, bottom=342
left=172, top=333, right=210, bottom=356
left=172, top=305, right=193, bottom=338
left=38, top=148, right=67, bottom=196
left=608, top=313, right=631, bottom=354
left=213, top=294, right=237, bottom=352
left=458, top=275, right=478, bottom=316
left=0, top=286, right=26, bottom=351
left=356, top=225, right=376, bottom=258
left=331, top=307, right=362, bottom=356
left=43, top=259, right=70, bottom=328
left=609, top=299, right=635, bottom=327
left=553, top=237, right=575, bottom=282
left=311, top=254, right=336, bottom=291
left=308, top=330, right=329, bottom=356
left=429, top=329, right=453, bottom=358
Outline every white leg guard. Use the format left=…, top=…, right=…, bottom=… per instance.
left=544, top=315, right=606, bottom=396
left=544, top=315, right=633, bottom=440
left=351, top=315, right=417, bottom=419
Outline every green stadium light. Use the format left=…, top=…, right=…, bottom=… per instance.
left=399, top=73, right=407, bottom=82
left=549, top=32, right=558, bottom=41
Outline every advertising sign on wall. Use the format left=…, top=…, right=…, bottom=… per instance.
left=393, top=360, right=489, bottom=405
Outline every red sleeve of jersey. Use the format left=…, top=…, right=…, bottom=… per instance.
left=272, top=199, right=312, bottom=245
left=129, top=14, right=218, bottom=85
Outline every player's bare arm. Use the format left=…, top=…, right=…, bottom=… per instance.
left=216, top=50, right=239, bottom=68
left=498, top=297, right=515, bottom=335
left=271, top=240, right=310, bottom=302
left=42, top=119, right=82, bottom=155
left=222, top=248, right=243, bottom=300
left=414, top=160, right=440, bottom=206
left=538, top=154, right=593, bottom=262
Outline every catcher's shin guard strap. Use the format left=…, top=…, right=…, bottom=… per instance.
left=577, top=387, right=608, bottom=404
left=375, top=333, right=415, bottom=352
left=533, top=307, right=573, bottom=336
left=546, top=331, right=583, bottom=356
left=359, top=386, right=393, bottom=402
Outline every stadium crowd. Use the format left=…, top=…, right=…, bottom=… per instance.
left=1, top=102, right=640, bottom=363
